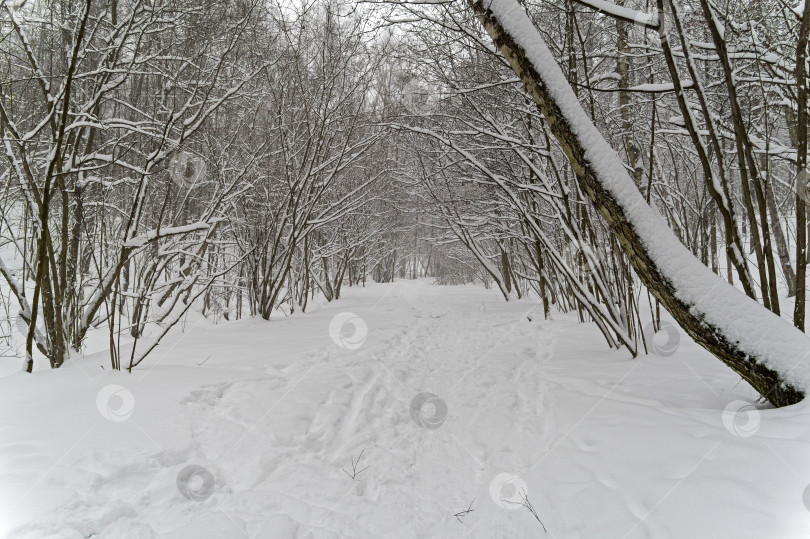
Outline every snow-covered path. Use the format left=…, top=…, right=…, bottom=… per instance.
left=1, top=281, right=809, bottom=538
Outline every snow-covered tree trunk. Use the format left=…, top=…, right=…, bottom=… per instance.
left=466, top=0, right=810, bottom=406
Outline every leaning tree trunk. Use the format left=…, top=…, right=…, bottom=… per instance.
left=466, top=0, right=810, bottom=407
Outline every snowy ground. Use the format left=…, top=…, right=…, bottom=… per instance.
left=1, top=280, right=809, bottom=538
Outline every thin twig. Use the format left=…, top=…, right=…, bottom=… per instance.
left=453, top=497, right=475, bottom=523
left=514, top=489, right=547, bottom=532
left=342, top=448, right=370, bottom=480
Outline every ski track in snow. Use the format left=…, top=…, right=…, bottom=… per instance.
left=0, top=280, right=809, bottom=538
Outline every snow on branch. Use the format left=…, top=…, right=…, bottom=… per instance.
left=123, top=222, right=215, bottom=249
left=570, top=0, right=660, bottom=29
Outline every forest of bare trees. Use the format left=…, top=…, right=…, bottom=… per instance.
left=2, top=0, right=809, bottom=406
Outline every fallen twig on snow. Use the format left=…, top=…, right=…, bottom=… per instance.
left=453, top=497, right=475, bottom=522
left=513, top=489, right=547, bottom=532
left=343, top=448, right=370, bottom=480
